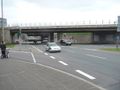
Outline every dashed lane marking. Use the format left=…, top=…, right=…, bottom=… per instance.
left=59, top=61, right=68, bottom=66
left=15, top=60, right=105, bottom=90
left=76, top=70, right=96, bottom=80
left=84, top=48, right=98, bottom=51
left=85, top=54, right=107, bottom=60
left=50, top=56, right=56, bottom=59
left=44, top=53, right=48, bottom=55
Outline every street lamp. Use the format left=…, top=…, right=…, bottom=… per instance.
left=1, top=0, right=4, bottom=42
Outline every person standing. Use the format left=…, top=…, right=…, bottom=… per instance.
left=0, top=41, right=6, bottom=58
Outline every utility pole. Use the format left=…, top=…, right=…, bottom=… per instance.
left=1, top=0, right=4, bottom=42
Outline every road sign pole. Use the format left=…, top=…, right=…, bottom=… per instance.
left=116, top=36, right=119, bottom=49
left=1, top=0, right=4, bottom=42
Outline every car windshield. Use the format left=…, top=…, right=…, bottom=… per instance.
left=65, top=40, right=71, bottom=42
left=48, top=43, right=57, bottom=46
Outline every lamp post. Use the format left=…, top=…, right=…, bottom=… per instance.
left=1, top=0, right=4, bottom=42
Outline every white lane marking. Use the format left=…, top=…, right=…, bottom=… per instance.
left=15, top=60, right=105, bottom=90
left=44, top=53, right=48, bottom=55
left=10, top=50, right=35, bottom=62
left=11, top=51, right=36, bottom=63
left=31, top=52, right=36, bottom=63
left=10, top=50, right=30, bottom=54
left=84, top=48, right=98, bottom=51
left=50, top=56, right=56, bottom=59
left=32, top=46, right=43, bottom=53
left=76, top=70, right=96, bottom=80
left=86, top=54, right=107, bottom=60
left=59, top=61, right=68, bottom=66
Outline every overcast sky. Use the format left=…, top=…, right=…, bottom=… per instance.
left=1, top=0, right=120, bottom=25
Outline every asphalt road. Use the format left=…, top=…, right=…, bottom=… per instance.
left=1, top=44, right=120, bottom=90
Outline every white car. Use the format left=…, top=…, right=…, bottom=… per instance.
left=46, top=42, right=61, bottom=52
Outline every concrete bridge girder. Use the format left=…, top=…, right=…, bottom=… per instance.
left=6, top=24, right=120, bottom=44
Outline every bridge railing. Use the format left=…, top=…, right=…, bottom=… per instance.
left=7, top=20, right=117, bottom=26
left=7, top=24, right=117, bottom=30
left=6, top=20, right=118, bottom=29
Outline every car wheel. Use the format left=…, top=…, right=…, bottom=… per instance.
left=58, top=51, right=61, bottom=53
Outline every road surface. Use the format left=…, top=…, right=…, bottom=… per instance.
left=1, top=44, right=120, bottom=90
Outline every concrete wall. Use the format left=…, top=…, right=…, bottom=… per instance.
left=0, top=29, right=11, bottom=43
left=59, top=32, right=119, bottom=44
left=61, top=33, right=92, bottom=44
left=4, top=29, right=11, bottom=43
left=92, top=32, right=120, bottom=44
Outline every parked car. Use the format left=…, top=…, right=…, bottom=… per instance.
left=60, top=39, right=72, bottom=46
left=46, top=42, right=61, bottom=52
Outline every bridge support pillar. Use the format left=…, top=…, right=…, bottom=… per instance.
left=92, top=32, right=107, bottom=44
left=50, top=33, right=63, bottom=42
left=50, top=32, right=54, bottom=42
left=57, top=33, right=62, bottom=41
left=92, top=32, right=117, bottom=44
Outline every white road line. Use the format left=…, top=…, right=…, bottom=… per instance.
left=84, top=48, right=98, bottom=51
left=32, top=46, right=43, bottom=53
left=86, top=54, right=107, bottom=60
left=50, top=56, right=56, bottom=59
left=31, top=52, right=36, bottom=63
left=76, top=70, right=96, bottom=80
left=10, top=50, right=36, bottom=62
left=15, top=60, right=106, bottom=90
left=59, top=61, right=68, bottom=66
left=10, top=50, right=31, bottom=54
left=44, top=53, right=48, bottom=55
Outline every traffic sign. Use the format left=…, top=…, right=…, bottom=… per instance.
left=117, top=16, right=120, bottom=32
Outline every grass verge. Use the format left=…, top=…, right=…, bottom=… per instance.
left=100, top=48, right=120, bottom=52
left=6, top=44, right=15, bottom=48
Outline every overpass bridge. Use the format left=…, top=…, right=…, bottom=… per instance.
left=5, top=24, right=120, bottom=44
left=9, top=24, right=117, bottom=33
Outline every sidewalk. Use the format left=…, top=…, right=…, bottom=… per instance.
left=0, top=58, right=105, bottom=90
